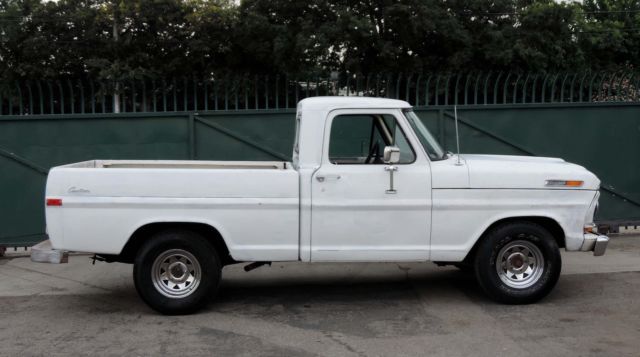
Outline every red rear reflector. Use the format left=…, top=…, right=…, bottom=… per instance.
left=46, top=198, right=62, bottom=206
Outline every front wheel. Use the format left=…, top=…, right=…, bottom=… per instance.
left=133, top=230, right=221, bottom=314
left=473, top=221, right=561, bottom=304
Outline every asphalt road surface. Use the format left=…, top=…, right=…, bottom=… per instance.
left=1, top=235, right=639, bottom=357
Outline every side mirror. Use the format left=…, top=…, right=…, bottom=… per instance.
left=383, top=146, right=401, bottom=164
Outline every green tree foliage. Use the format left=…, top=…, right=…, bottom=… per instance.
left=0, top=0, right=639, bottom=81
left=511, top=0, right=585, bottom=70
left=579, top=0, right=640, bottom=69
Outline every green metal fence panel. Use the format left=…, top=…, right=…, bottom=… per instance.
left=0, top=113, right=190, bottom=246
left=413, top=103, right=640, bottom=224
left=193, top=111, right=295, bottom=161
left=0, top=153, right=47, bottom=246
left=0, top=96, right=639, bottom=247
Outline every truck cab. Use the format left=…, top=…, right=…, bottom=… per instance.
left=296, top=98, right=435, bottom=262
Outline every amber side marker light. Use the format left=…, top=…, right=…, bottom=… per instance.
left=545, top=180, right=584, bottom=187
left=46, top=198, right=63, bottom=206
left=584, top=223, right=598, bottom=234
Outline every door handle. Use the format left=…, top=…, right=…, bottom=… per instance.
left=316, top=174, right=341, bottom=182
left=384, top=165, right=398, bottom=194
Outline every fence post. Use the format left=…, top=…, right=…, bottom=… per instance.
left=188, top=114, right=195, bottom=159
left=493, top=72, right=503, bottom=105
left=26, top=81, right=34, bottom=115
left=36, top=81, right=44, bottom=114
left=184, top=77, right=189, bottom=112
left=569, top=73, right=577, bottom=102
left=437, top=108, right=446, bottom=149
left=435, top=75, right=441, bottom=106
left=78, top=80, right=85, bottom=113
left=193, top=76, right=198, bottom=111
left=463, top=73, right=471, bottom=105
left=502, top=72, right=512, bottom=104
left=131, top=80, right=136, bottom=113
left=483, top=72, right=492, bottom=105
left=15, top=82, right=23, bottom=115
left=453, top=74, right=461, bottom=105
left=512, top=74, right=522, bottom=104
left=56, top=81, right=63, bottom=115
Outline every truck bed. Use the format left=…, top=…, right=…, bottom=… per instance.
left=45, top=159, right=300, bottom=260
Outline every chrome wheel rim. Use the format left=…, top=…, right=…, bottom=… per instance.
left=151, top=249, right=201, bottom=298
left=496, top=239, right=544, bottom=289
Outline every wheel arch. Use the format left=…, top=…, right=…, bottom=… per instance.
left=114, top=222, right=235, bottom=265
left=463, top=216, right=565, bottom=263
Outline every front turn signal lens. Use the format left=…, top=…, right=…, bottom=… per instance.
left=584, top=223, right=598, bottom=234
left=545, top=180, right=584, bottom=187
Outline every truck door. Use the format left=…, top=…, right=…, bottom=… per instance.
left=310, top=109, right=432, bottom=261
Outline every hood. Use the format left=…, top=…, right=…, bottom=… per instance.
left=462, top=154, right=600, bottom=190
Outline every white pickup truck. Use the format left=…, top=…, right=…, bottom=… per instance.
left=43, top=97, right=609, bottom=314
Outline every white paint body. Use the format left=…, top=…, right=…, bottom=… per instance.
left=45, top=97, right=601, bottom=263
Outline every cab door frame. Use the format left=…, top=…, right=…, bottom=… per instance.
left=310, top=108, right=433, bottom=261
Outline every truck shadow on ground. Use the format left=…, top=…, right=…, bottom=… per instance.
left=201, top=268, right=590, bottom=337
left=210, top=269, right=489, bottom=337
left=11, top=267, right=612, bottom=325
left=5, top=269, right=486, bottom=316
left=215, top=268, right=484, bottom=307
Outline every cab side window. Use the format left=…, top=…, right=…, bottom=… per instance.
left=329, top=114, right=415, bottom=165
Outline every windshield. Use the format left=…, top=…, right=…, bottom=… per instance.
left=403, top=110, right=446, bottom=161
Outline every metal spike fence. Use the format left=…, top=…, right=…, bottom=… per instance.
left=1, top=71, right=639, bottom=115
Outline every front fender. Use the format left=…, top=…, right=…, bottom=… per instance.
left=430, top=189, right=598, bottom=261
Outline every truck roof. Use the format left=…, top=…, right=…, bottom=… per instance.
left=298, top=97, right=412, bottom=112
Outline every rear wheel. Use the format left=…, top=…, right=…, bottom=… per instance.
left=473, top=221, right=561, bottom=304
left=133, top=230, right=221, bottom=314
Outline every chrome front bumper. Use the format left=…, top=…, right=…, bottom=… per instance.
left=580, top=233, right=610, bottom=256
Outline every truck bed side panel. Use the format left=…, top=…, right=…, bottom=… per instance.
left=46, top=166, right=300, bottom=261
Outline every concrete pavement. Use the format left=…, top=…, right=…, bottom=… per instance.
left=1, top=235, right=639, bottom=356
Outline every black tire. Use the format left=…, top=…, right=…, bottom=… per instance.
left=133, top=230, right=221, bottom=315
left=473, top=221, right=561, bottom=304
